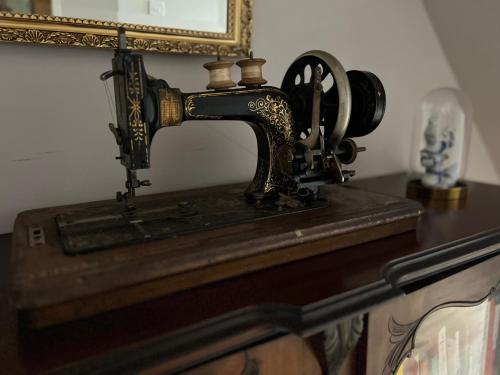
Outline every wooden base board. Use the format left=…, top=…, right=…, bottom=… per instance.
left=10, top=183, right=422, bottom=328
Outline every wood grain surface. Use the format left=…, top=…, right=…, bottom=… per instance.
left=2, top=174, right=500, bottom=374
left=167, top=335, right=321, bottom=375
left=11, top=182, right=421, bottom=327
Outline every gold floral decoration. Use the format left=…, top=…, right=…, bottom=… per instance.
left=248, top=95, right=295, bottom=143
left=248, top=94, right=296, bottom=192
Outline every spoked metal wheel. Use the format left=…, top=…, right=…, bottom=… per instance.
left=281, top=50, right=352, bottom=148
left=281, top=51, right=386, bottom=147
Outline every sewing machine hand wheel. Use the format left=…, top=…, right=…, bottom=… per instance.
left=281, top=51, right=385, bottom=148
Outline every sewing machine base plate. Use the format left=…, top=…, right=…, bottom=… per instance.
left=56, top=190, right=328, bottom=255
left=11, top=183, right=422, bottom=328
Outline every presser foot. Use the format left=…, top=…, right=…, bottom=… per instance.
left=116, top=169, right=152, bottom=212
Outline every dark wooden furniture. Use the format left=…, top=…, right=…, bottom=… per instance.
left=2, top=173, right=500, bottom=374
left=10, top=183, right=420, bottom=328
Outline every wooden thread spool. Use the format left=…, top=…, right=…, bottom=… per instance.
left=203, top=56, right=236, bottom=90
left=236, top=51, right=267, bottom=88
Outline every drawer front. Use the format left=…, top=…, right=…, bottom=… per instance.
left=177, top=335, right=321, bottom=375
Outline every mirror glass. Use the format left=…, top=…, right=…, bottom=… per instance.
left=0, top=0, right=228, bottom=33
left=397, top=296, right=500, bottom=374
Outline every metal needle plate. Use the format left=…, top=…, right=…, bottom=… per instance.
left=56, top=188, right=328, bottom=255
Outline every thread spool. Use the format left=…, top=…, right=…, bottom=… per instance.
left=236, top=51, right=267, bottom=88
left=203, top=56, right=236, bottom=90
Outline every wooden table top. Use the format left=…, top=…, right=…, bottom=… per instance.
left=2, top=173, right=500, bottom=373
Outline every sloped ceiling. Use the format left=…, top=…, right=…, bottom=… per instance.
left=423, top=0, right=500, bottom=183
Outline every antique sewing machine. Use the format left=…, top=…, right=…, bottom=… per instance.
left=52, top=29, right=386, bottom=255
left=11, top=29, right=423, bottom=328
left=101, top=30, right=385, bottom=206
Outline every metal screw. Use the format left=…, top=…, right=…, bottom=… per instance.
left=343, top=170, right=356, bottom=178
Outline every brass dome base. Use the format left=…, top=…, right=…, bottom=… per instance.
left=407, top=179, right=467, bottom=201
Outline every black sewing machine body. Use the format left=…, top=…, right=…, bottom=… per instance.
left=106, top=41, right=296, bottom=200
left=107, top=46, right=312, bottom=202
left=56, top=29, right=387, bottom=254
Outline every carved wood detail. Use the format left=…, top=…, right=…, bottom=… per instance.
left=324, top=315, right=364, bottom=374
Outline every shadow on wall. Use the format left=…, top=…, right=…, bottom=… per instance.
left=423, top=0, right=500, bottom=184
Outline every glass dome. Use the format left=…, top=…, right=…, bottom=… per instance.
left=409, top=87, right=473, bottom=189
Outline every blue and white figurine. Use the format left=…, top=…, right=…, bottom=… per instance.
left=410, top=88, right=472, bottom=192
left=420, top=114, right=459, bottom=189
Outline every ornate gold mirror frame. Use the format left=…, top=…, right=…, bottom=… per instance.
left=0, top=0, right=252, bottom=56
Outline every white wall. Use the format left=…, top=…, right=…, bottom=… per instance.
left=0, top=0, right=458, bottom=234
left=423, top=0, right=500, bottom=185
